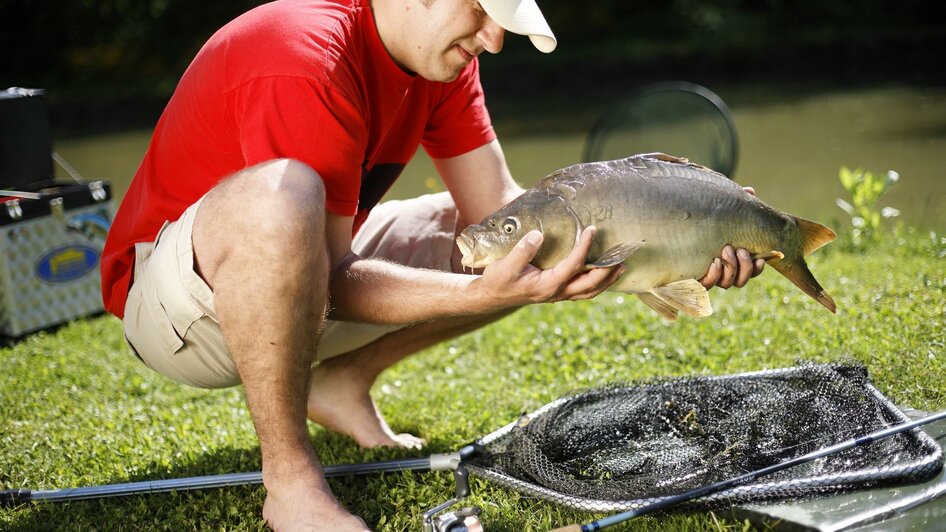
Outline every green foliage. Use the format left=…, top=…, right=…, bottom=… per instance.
left=1, top=230, right=944, bottom=530
left=835, top=166, right=900, bottom=250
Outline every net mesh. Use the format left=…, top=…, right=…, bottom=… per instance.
left=467, top=363, right=942, bottom=512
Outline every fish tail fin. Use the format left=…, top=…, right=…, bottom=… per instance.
left=769, top=258, right=837, bottom=314
left=795, top=216, right=837, bottom=257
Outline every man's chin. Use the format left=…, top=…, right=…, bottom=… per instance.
left=429, top=67, right=462, bottom=83
left=416, top=60, right=465, bottom=83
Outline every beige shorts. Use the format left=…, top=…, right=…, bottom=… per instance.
left=122, top=191, right=460, bottom=389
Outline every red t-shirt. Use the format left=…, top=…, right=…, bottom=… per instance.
left=101, top=0, right=496, bottom=318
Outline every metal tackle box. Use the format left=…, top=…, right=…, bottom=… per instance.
left=0, top=182, right=114, bottom=336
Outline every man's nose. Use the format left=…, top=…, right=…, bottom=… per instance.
left=477, top=17, right=505, bottom=54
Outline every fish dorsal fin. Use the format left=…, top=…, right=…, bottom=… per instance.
left=794, top=216, right=837, bottom=257
left=652, top=279, right=714, bottom=318
left=587, top=241, right=645, bottom=268
left=637, top=293, right=679, bottom=321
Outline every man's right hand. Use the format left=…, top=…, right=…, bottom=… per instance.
left=472, top=226, right=625, bottom=308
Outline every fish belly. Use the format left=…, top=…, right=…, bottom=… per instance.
left=605, top=227, right=723, bottom=294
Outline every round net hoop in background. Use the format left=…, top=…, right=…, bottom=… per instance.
left=582, top=81, right=740, bottom=178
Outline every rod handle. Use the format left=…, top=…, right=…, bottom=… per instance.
left=1, top=489, right=31, bottom=507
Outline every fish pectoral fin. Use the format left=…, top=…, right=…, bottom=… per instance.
left=587, top=241, right=645, bottom=269
left=637, top=293, right=679, bottom=321
left=652, top=279, right=714, bottom=318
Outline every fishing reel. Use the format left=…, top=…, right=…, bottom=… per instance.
left=426, top=506, right=483, bottom=532
left=422, top=466, right=484, bottom=532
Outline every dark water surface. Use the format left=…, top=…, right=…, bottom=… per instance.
left=53, top=83, right=946, bottom=230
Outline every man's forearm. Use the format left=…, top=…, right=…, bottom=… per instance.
left=327, top=256, right=495, bottom=324
left=329, top=227, right=626, bottom=326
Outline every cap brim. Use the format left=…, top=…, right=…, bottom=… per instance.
left=479, top=0, right=557, bottom=53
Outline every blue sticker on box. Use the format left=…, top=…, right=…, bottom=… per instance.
left=35, top=245, right=100, bottom=283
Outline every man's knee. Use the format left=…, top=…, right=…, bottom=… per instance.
left=238, top=159, right=325, bottom=218
left=192, top=159, right=331, bottom=285
left=206, top=159, right=327, bottom=241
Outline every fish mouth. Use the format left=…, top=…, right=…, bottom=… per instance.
left=456, top=231, right=492, bottom=269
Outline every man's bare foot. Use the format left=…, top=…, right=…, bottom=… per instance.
left=262, top=482, right=369, bottom=532
left=306, top=358, right=425, bottom=449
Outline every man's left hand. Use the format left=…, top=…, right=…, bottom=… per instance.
left=699, top=245, right=765, bottom=289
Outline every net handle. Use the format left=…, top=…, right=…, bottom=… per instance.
left=0, top=447, right=480, bottom=506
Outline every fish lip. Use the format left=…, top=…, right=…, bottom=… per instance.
left=456, top=231, right=491, bottom=269
left=456, top=232, right=475, bottom=256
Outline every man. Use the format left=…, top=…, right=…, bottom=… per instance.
left=101, top=0, right=762, bottom=529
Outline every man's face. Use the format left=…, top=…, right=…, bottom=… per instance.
left=401, top=0, right=505, bottom=82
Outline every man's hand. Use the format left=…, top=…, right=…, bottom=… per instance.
left=472, top=226, right=625, bottom=308
left=699, top=245, right=764, bottom=289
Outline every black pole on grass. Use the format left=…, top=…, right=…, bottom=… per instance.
left=1, top=445, right=481, bottom=506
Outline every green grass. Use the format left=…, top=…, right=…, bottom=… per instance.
left=2, top=228, right=945, bottom=531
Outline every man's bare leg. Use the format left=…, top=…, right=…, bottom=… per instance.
left=307, top=310, right=514, bottom=449
left=192, top=159, right=367, bottom=530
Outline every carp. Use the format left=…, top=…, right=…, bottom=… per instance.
left=456, top=153, right=836, bottom=320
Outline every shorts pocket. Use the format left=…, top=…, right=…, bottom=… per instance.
left=123, top=284, right=186, bottom=361
left=155, top=287, right=202, bottom=355
left=151, top=243, right=203, bottom=353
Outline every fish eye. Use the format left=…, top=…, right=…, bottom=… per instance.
left=502, top=218, right=519, bottom=234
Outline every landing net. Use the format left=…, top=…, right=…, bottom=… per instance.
left=467, top=363, right=942, bottom=513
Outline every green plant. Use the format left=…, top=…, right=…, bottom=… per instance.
left=835, top=166, right=900, bottom=249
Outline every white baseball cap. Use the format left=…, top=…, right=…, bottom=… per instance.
left=478, top=0, right=557, bottom=53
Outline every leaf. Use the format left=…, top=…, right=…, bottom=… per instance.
left=839, top=166, right=855, bottom=191
left=869, top=171, right=885, bottom=198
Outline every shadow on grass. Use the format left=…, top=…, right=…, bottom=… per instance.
left=3, top=427, right=465, bottom=530
left=0, top=312, right=109, bottom=348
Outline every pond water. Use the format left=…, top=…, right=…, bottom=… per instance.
left=52, top=82, right=946, bottom=230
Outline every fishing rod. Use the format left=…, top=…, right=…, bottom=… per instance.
left=550, top=408, right=946, bottom=532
